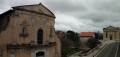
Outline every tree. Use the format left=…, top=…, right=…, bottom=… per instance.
left=67, top=30, right=80, bottom=48
left=95, top=32, right=98, bottom=39
left=95, top=32, right=103, bottom=40
left=87, top=38, right=101, bottom=49
left=61, top=37, right=74, bottom=48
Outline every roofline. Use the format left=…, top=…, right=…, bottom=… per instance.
left=39, top=3, right=56, bottom=18
left=103, top=25, right=119, bottom=30
left=80, top=36, right=93, bottom=37
left=12, top=3, right=56, bottom=18
left=12, top=7, right=55, bottom=18
left=80, top=32, right=95, bottom=34
left=12, top=4, right=40, bottom=8
left=80, top=31, right=94, bottom=32
left=80, top=32, right=95, bottom=36
left=0, top=10, right=14, bottom=18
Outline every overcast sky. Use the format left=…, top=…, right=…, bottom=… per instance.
left=0, top=0, right=120, bottom=33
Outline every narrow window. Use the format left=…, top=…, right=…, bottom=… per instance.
left=23, top=27, right=26, bottom=33
left=37, top=29, right=43, bottom=44
left=115, top=32, right=116, bottom=39
left=36, top=52, right=44, bottom=57
left=106, top=32, right=107, bottom=38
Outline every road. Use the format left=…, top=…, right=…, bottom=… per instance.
left=117, top=42, right=120, bottom=57
left=97, top=42, right=119, bottom=57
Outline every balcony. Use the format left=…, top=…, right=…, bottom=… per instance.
left=6, top=42, right=56, bottom=49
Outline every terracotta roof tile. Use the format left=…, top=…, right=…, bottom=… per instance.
left=80, top=32, right=94, bottom=37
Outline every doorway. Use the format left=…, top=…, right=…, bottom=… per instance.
left=36, top=52, right=45, bottom=57
left=110, top=35, right=112, bottom=40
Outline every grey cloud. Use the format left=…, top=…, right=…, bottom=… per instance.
left=42, top=0, right=120, bottom=24
left=0, top=0, right=11, bottom=14
left=0, top=0, right=7, bottom=9
left=44, top=0, right=120, bottom=32
left=0, top=0, right=120, bottom=32
left=74, top=10, right=120, bottom=23
left=92, top=0, right=120, bottom=13
left=0, top=0, right=5, bottom=7
left=7, top=0, right=41, bottom=7
left=42, top=0, right=87, bottom=13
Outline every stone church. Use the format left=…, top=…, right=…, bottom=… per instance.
left=103, top=25, right=120, bottom=41
left=0, top=3, right=61, bottom=57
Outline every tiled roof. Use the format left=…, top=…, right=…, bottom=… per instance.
left=80, top=32, right=94, bottom=37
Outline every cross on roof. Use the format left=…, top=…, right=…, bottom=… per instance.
left=20, top=21, right=30, bottom=27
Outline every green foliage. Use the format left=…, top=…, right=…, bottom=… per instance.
left=95, top=32, right=103, bottom=40
left=61, top=38, right=74, bottom=48
left=60, top=30, right=81, bottom=57
left=67, top=30, right=80, bottom=48
left=87, top=38, right=101, bottom=49
left=62, top=48, right=80, bottom=57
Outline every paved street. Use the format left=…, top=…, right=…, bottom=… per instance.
left=97, top=42, right=119, bottom=57
left=117, top=42, right=120, bottom=57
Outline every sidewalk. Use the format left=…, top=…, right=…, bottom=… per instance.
left=69, top=40, right=115, bottom=57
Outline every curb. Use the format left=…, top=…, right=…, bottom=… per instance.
left=86, top=44, right=101, bottom=55
left=67, top=51, right=82, bottom=57
left=81, top=44, right=102, bottom=56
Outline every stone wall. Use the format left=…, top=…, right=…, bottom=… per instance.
left=0, top=3, right=61, bottom=57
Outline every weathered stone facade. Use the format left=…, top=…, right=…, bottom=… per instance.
left=0, top=3, right=61, bottom=57
left=103, top=26, right=120, bottom=41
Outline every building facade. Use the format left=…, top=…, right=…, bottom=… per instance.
left=0, top=3, right=61, bottom=57
left=79, top=32, right=95, bottom=43
left=103, top=26, right=120, bottom=41
left=79, top=32, right=95, bottom=49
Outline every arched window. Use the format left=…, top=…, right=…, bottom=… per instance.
left=36, top=52, right=44, bottom=57
left=37, top=29, right=43, bottom=44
